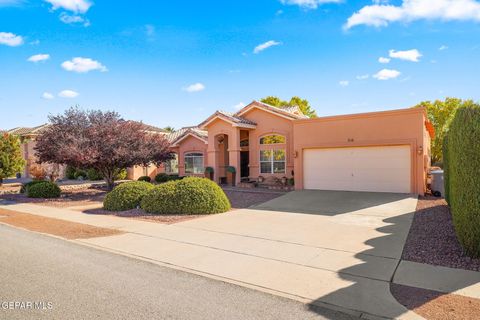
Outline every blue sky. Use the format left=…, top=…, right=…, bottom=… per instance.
left=0, top=0, right=479, bottom=129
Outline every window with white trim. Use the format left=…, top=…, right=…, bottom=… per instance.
left=184, top=152, right=204, bottom=174
left=260, top=149, right=286, bottom=174
left=165, top=154, right=178, bottom=174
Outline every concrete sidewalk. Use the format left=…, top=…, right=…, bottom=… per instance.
left=1, top=201, right=479, bottom=319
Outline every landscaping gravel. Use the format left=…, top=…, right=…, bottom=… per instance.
left=402, top=196, right=480, bottom=271
left=391, top=283, right=480, bottom=320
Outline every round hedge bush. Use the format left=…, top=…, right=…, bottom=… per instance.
left=141, top=177, right=231, bottom=215
left=103, top=181, right=154, bottom=211
left=137, top=176, right=152, bottom=182
left=20, top=180, right=46, bottom=194
left=27, top=181, right=61, bottom=198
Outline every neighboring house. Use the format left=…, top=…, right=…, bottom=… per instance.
left=7, top=124, right=54, bottom=179
left=170, top=100, right=433, bottom=195
left=7, top=122, right=168, bottom=180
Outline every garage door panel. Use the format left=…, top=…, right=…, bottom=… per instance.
left=303, top=146, right=411, bottom=193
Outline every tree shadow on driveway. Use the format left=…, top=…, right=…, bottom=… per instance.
left=304, top=205, right=480, bottom=319
left=251, top=190, right=413, bottom=216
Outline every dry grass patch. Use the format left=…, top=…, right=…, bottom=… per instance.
left=0, top=208, right=122, bottom=239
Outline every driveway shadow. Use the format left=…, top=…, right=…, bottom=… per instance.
left=305, top=204, right=480, bottom=318
left=252, top=190, right=413, bottom=216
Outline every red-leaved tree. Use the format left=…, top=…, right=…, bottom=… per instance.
left=35, top=107, right=173, bottom=190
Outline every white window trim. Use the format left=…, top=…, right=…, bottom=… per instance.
left=259, top=149, right=286, bottom=174
left=184, top=152, right=204, bottom=174
left=165, top=154, right=179, bottom=174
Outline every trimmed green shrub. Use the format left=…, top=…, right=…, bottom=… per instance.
left=74, top=169, right=87, bottom=180
left=154, top=173, right=181, bottom=183
left=138, top=176, right=151, bottom=182
left=103, top=181, right=154, bottom=211
left=141, top=177, right=231, bottom=215
left=205, top=167, right=214, bottom=173
left=87, top=168, right=103, bottom=181
left=65, top=166, right=76, bottom=180
left=20, top=180, right=46, bottom=194
left=445, top=105, right=480, bottom=257
left=442, top=135, right=450, bottom=205
left=27, top=181, right=61, bottom=198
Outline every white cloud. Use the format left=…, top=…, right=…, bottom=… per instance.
left=233, top=102, right=246, bottom=110
left=439, top=45, right=448, bottom=51
left=27, top=54, right=50, bottom=63
left=345, top=0, right=480, bottom=29
left=59, top=12, right=90, bottom=26
left=42, top=92, right=55, bottom=100
left=378, top=57, right=391, bottom=63
left=356, top=74, right=370, bottom=80
left=339, top=80, right=349, bottom=87
left=183, top=83, right=205, bottom=93
left=61, top=57, right=107, bottom=73
left=280, top=0, right=341, bottom=9
left=389, top=49, right=422, bottom=62
left=0, top=32, right=23, bottom=46
left=58, top=90, right=79, bottom=98
left=373, top=68, right=401, bottom=80
left=253, top=40, right=282, bottom=54
left=44, top=0, right=92, bottom=14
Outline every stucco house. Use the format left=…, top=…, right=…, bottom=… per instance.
left=165, top=101, right=434, bottom=195
left=7, top=100, right=433, bottom=195
left=7, top=122, right=168, bottom=180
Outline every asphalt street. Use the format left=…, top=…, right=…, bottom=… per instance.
left=0, top=224, right=356, bottom=320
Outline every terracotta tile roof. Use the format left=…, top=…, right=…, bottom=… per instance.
left=246, top=101, right=309, bottom=119
left=198, top=110, right=257, bottom=129
left=167, top=126, right=208, bottom=144
left=7, top=127, right=35, bottom=135
left=216, top=110, right=257, bottom=126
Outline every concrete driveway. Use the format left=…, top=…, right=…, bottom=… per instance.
left=5, top=190, right=420, bottom=319
left=87, top=190, right=418, bottom=319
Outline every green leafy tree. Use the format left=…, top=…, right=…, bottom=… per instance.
left=260, top=96, right=317, bottom=118
left=163, top=126, right=175, bottom=133
left=0, top=133, right=26, bottom=185
left=414, top=98, right=474, bottom=164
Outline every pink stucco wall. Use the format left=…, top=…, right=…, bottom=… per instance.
left=292, top=107, right=432, bottom=195
left=240, top=108, right=295, bottom=180
left=171, top=135, right=208, bottom=178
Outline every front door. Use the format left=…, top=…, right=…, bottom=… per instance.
left=240, top=151, right=249, bottom=178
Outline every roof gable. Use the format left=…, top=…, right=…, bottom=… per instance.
left=198, top=111, right=257, bottom=130
left=168, top=126, right=208, bottom=146
left=235, top=101, right=308, bottom=120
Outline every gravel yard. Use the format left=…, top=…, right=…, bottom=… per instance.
left=1, top=184, right=286, bottom=224
left=402, top=196, right=480, bottom=271
left=391, top=283, right=480, bottom=320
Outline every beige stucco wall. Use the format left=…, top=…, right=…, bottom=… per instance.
left=240, top=108, right=295, bottom=180
left=293, top=107, right=431, bottom=195
left=171, top=135, right=208, bottom=178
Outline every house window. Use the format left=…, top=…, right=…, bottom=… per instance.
left=260, top=149, right=286, bottom=174
left=260, top=134, right=286, bottom=145
left=165, top=154, right=178, bottom=174
left=184, top=152, right=204, bottom=174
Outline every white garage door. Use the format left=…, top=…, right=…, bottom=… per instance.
left=303, top=146, right=411, bottom=193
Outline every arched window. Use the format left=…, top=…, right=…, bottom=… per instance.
left=259, top=134, right=286, bottom=145
left=259, top=134, right=286, bottom=174
left=184, top=152, right=204, bottom=174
